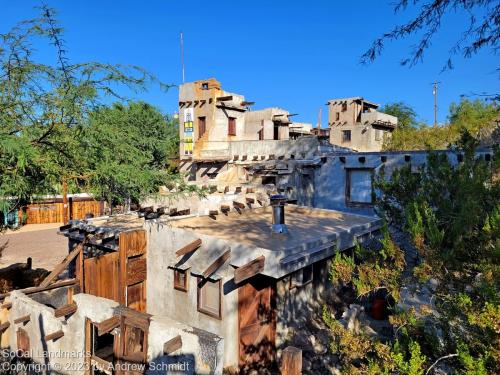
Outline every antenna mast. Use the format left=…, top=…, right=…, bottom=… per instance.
left=432, top=81, right=440, bottom=127
left=180, top=31, right=185, bottom=84
left=317, top=107, right=322, bottom=129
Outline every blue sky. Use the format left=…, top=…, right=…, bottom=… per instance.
left=2, top=0, right=498, bottom=126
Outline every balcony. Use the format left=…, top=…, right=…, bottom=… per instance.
left=361, top=111, right=397, bottom=128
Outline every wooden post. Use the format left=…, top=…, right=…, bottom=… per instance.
left=281, top=346, right=302, bottom=375
left=62, top=179, right=68, bottom=225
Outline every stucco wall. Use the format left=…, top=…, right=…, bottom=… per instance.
left=145, top=223, right=240, bottom=368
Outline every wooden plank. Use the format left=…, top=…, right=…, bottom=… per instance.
left=234, top=256, right=265, bottom=284
left=126, top=257, right=147, bottom=286
left=163, top=335, right=182, bottom=354
left=14, top=315, right=30, bottom=324
left=84, top=252, right=120, bottom=302
left=119, top=230, right=147, bottom=257
left=246, top=197, right=255, bottom=204
left=0, top=321, right=10, bottom=332
left=202, top=248, right=231, bottom=279
left=45, top=330, right=64, bottom=342
left=39, top=245, right=83, bottom=288
left=216, top=95, right=233, bottom=101
left=220, top=205, right=230, bottom=213
left=175, top=239, right=202, bottom=257
left=127, top=281, right=146, bottom=312
left=96, top=315, right=120, bottom=336
left=54, top=302, right=77, bottom=318
left=281, top=346, right=302, bottom=375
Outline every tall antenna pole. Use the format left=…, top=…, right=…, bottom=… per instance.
left=432, top=81, right=440, bottom=127
left=180, top=31, right=185, bottom=84
left=317, top=107, right=322, bottom=129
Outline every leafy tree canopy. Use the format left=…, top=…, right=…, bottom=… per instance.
left=380, top=102, right=419, bottom=129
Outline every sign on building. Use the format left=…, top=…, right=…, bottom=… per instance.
left=183, top=108, right=194, bottom=155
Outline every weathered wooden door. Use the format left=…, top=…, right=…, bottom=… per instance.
left=119, top=230, right=147, bottom=312
left=238, top=276, right=276, bottom=370
left=16, top=328, right=30, bottom=353
left=84, top=252, right=120, bottom=301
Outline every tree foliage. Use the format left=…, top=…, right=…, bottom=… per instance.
left=0, top=6, right=178, bottom=217
left=361, top=0, right=499, bottom=71
left=325, top=132, right=499, bottom=373
left=383, top=99, right=499, bottom=151
left=381, top=102, right=419, bottom=130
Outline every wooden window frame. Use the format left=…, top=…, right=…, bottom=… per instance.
left=228, top=117, right=236, bottom=136
left=198, top=116, right=206, bottom=139
left=197, top=278, right=222, bottom=320
left=342, top=130, right=351, bottom=143
left=173, top=269, right=189, bottom=292
left=345, top=168, right=374, bottom=208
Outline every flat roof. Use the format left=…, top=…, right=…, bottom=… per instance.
left=171, top=205, right=381, bottom=278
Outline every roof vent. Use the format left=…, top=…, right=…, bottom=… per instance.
left=270, top=194, right=288, bottom=234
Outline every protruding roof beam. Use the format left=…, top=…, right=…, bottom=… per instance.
left=202, top=248, right=231, bottom=279
left=176, top=239, right=202, bottom=257
left=234, top=256, right=265, bottom=284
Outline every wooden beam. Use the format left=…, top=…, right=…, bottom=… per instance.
left=39, top=244, right=83, bottom=288
left=163, top=335, right=182, bottom=354
left=246, top=197, right=255, bottom=204
left=0, top=321, right=10, bottom=332
left=202, top=248, right=231, bottom=279
left=234, top=256, right=265, bottom=284
left=54, top=303, right=77, bottom=318
left=216, top=95, right=233, bottom=102
left=0, top=279, right=79, bottom=301
left=45, top=330, right=64, bottom=342
left=281, top=346, right=302, bottom=375
left=14, top=315, right=30, bottom=325
left=209, top=210, right=219, bottom=216
left=233, top=201, right=245, bottom=210
left=96, top=315, right=120, bottom=336
left=220, top=205, right=230, bottom=213
left=175, top=239, right=202, bottom=257
left=2, top=302, right=12, bottom=310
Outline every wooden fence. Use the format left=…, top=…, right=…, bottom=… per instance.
left=24, top=200, right=104, bottom=224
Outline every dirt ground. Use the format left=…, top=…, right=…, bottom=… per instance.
left=0, top=224, right=68, bottom=271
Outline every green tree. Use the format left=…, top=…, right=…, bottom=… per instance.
left=0, top=6, right=173, bottom=221
left=380, top=102, right=418, bottom=130
left=83, top=102, right=182, bottom=208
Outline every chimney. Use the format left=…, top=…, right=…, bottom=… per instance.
left=270, top=194, right=288, bottom=234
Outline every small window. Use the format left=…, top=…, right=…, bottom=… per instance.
left=228, top=117, right=236, bottom=136
left=201, top=82, right=209, bottom=90
left=342, top=130, right=351, bottom=143
left=174, top=269, right=188, bottom=292
left=335, top=112, right=340, bottom=121
left=346, top=169, right=373, bottom=206
left=341, top=102, right=348, bottom=112
left=290, top=265, right=313, bottom=288
left=198, top=116, right=206, bottom=139
left=375, top=129, right=382, bottom=141
left=197, top=278, right=222, bottom=319
left=258, top=128, right=264, bottom=140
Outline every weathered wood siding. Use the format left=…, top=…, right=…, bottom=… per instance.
left=24, top=200, right=103, bottom=224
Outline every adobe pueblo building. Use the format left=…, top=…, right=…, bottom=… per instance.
left=0, top=194, right=381, bottom=373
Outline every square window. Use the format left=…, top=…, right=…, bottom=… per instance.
left=346, top=169, right=373, bottom=206
left=341, top=102, right=348, bottom=112
left=197, top=278, right=222, bottom=319
left=201, top=82, right=209, bottom=90
left=342, top=130, right=351, bottom=143
left=335, top=112, right=340, bottom=121
left=174, top=269, right=188, bottom=292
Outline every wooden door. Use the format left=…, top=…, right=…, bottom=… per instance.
left=84, top=252, right=120, bottom=302
left=119, top=230, right=147, bottom=312
left=238, top=276, right=276, bottom=371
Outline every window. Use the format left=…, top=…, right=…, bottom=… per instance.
left=341, top=102, right=348, bottom=112
left=335, top=112, right=340, bottom=121
left=375, top=129, right=382, bottom=141
left=258, top=128, right=264, bottom=140
left=342, top=130, right=351, bottom=143
left=174, top=269, right=188, bottom=292
left=198, top=116, right=206, bottom=139
left=290, top=265, right=313, bottom=288
left=228, top=117, right=236, bottom=136
left=197, top=278, right=222, bottom=319
left=201, top=82, right=209, bottom=90
left=91, top=322, right=114, bottom=362
left=346, top=169, right=373, bottom=206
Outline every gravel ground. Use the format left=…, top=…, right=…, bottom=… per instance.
left=0, top=227, right=67, bottom=271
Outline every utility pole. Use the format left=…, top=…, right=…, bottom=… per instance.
left=317, top=107, right=322, bottom=129
left=180, top=32, right=185, bottom=84
left=432, top=81, right=440, bottom=128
